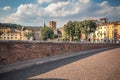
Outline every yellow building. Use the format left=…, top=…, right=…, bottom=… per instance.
left=117, top=21, right=120, bottom=40
left=105, top=21, right=120, bottom=42
left=0, top=27, right=33, bottom=40
left=0, top=28, right=22, bottom=40
left=81, top=33, right=86, bottom=41
left=107, top=23, right=115, bottom=41
left=114, top=21, right=120, bottom=41
left=94, top=21, right=120, bottom=42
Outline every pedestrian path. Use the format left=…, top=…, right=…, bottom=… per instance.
left=30, top=48, right=120, bottom=80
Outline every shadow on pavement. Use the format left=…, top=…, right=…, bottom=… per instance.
left=29, top=78, right=68, bottom=80
left=0, top=47, right=117, bottom=80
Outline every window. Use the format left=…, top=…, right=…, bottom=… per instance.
left=114, top=29, right=117, bottom=32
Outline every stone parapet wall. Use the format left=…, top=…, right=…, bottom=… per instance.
left=0, top=40, right=120, bottom=64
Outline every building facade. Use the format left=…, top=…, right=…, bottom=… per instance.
left=93, top=21, right=120, bottom=42
left=26, top=27, right=42, bottom=41
left=49, top=21, right=58, bottom=34
left=0, top=27, right=33, bottom=40
left=96, top=25, right=108, bottom=42
left=0, top=28, right=21, bottom=40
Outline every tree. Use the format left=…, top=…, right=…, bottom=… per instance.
left=24, top=32, right=33, bottom=40
left=80, top=20, right=97, bottom=41
left=41, top=27, right=54, bottom=41
left=63, top=21, right=83, bottom=42
left=63, top=20, right=97, bottom=42
left=63, top=21, right=75, bottom=42
left=74, top=21, right=82, bottom=41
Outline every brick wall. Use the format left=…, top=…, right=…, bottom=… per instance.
left=0, top=41, right=120, bottom=64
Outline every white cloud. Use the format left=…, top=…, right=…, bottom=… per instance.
left=100, top=1, right=108, bottom=6
left=37, top=0, right=67, bottom=4
left=5, top=4, right=45, bottom=25
left=38, top=0, right=52, bottom=4
left=4, top=0, right=120, bottom=27
left=3, top=6, right=11, bottom=11
left=37, top=0, right=90, bottom=4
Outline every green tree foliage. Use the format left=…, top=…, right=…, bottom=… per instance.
left=63, top=21, right=75, bottom=42
left=63, top=20, right=97, bottom=42
left=74, top=21, right=82, bottom=41
left=81, top=20, right=97, bottom=40
left=24, top=32, right=33, bottom=40
left=82, top=20, right=97, bottom=33
left=41, top=27, right=54, bottom=41
left=1, top=23, right=22, bottom=30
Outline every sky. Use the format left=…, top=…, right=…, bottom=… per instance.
left=0, top=0, right=120, bottom=27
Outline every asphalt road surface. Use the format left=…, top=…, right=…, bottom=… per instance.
left=0, top=48, right=120, bottom=80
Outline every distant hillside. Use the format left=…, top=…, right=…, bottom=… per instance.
left=0, top=23, right=42, bottom=30
left=0, top=23, right=22, bottom=30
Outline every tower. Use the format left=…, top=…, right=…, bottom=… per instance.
left=49, top=21, right=56, bottom=30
